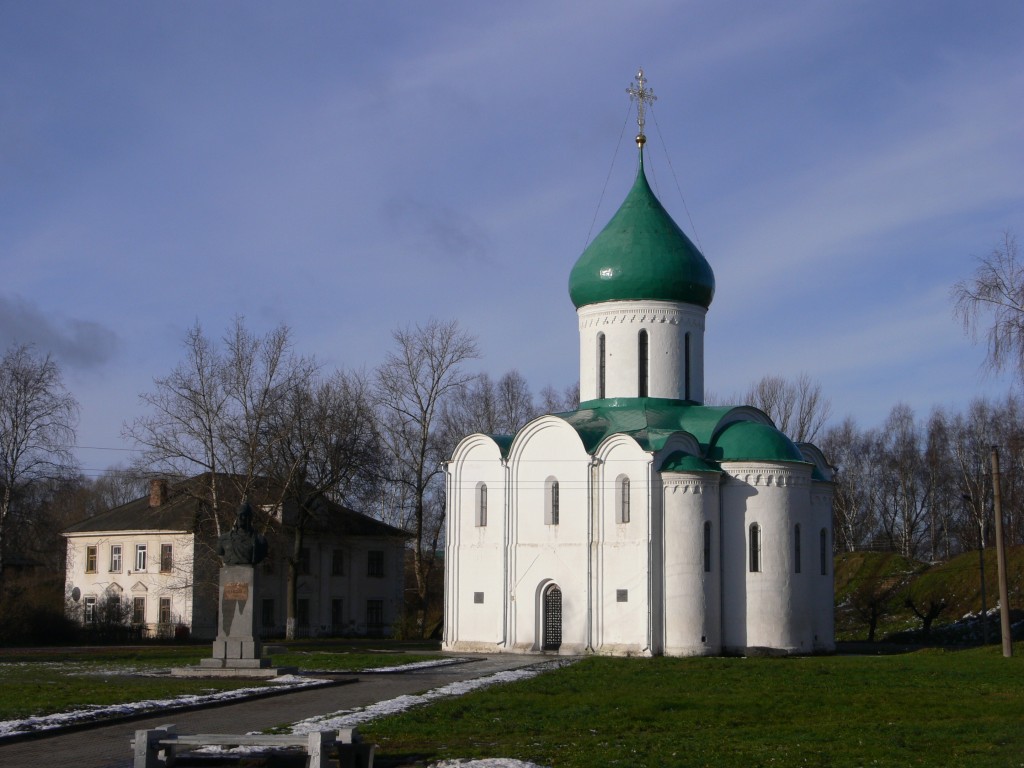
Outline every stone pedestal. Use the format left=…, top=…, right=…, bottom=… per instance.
left=199, top=565, right=270, bottom=670
left=174, top=564, right=295, bottom=678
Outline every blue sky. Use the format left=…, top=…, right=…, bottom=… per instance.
left=2, top=1, right=1022, bottom=478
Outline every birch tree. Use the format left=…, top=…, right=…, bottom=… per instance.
left=374, top=318, right=478, bottom=636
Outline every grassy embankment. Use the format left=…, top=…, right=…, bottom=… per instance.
left=363, top=645, right=1024, bottom=768
left=835, top=545, right=1024, bottom=642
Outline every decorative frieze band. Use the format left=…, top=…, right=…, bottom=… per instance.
left=721, top=465, right=811, bottom=488
left=578, top=304, right=706, bottom=331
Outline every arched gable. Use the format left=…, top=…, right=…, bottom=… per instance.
left=508, top=415, right=589, bottom=466
left=451, top=433, right=508, bottom=466
left=796, top=442, right=835, bottom=482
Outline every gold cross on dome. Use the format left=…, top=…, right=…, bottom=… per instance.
left=627, top=68, right=657, bottom=146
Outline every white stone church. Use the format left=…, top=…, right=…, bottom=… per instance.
left=442, top=74, right=835, bottom=657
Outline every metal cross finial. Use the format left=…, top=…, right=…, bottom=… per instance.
left=627, top=68, right=657, bottom=147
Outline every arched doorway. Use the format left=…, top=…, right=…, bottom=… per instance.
left=542, top=584, right=562, bottom=651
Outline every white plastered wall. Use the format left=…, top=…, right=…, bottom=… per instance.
left=507, top=417, right=591, bottom=654
left=661, top=470, right=722, bottom=655
left=443, top=434, right=508, bottom=652
left=720, top=462, right=816, bottom=655
left=577, top=300, right=706, bottom=402
left=591, top=435, right=655, bottom=655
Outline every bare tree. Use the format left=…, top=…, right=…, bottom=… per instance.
left=125, top=318, right=312, bottom=535
left=743, top=372, right=831, bottom=443
left=877, top=404, right=932, bottom=558
left=953, top=231, right=1024, bottom=380
left=92, top=466, right=148, bottom=512
left=0, top=344, right=79, bottom=580
left=266, top=368, right=383, bottom=639
left=374, top=319, right=479, bottom=636
left=442, top=369, right=540, bottom=447
left=820, top=417, right=881, bottom=553
left=539, top=382, right=580, bottom=413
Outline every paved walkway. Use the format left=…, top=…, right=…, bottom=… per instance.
left=0, top=655, right=548, bottom=768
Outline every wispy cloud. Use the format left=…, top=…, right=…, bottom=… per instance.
left=0, top=295, right=119, bottom=369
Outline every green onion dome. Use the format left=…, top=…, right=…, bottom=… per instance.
left=569, top=156, right=715, bottom=310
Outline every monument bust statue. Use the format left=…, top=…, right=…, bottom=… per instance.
left=217, top=501, right=268, bottom=566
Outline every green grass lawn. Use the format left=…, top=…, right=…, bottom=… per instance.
left=363, top=645, right=1024, bottom=768
left=0, top=643, right=445, bottom=722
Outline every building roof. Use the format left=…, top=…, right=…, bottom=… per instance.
left=62, top=474, right=411, bottom=539
left=568, top=153, right=715, bottom=310
left=476, top=397, right=818, bottom=473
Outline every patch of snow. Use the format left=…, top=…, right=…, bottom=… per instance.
left=431, top=761, right=549, bottom=768
left=0, top=676, right=332, bottom=739
left=361, top=657, right=471, bottom=673
left=290, top=659, right=574, bottom=733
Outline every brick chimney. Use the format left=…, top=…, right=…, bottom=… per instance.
left=149, top=479, right=168, bottom=507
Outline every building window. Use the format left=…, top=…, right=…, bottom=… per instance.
left=703, top=521, right=712, bottom=573
left=616, top=589, right=628, bottom=603
left=132, top=596, right=146, bottom=625
left=298, top=547, right=311, bottom=575
left=368, top=550, right=385, bottom=577
left=107, top=591, right=121, bottom=620
left=331, top=549, right=345, bottom=576
left=366, top=599, right=384, bottom=632
left=820, top=529, right=829, bottom=575
left=684, top=332, right=691, bottom=401
left=160, top=544, right=173, bottom=573
left=85, top=546, right=97, bottom=573
left=597, top=333, right=606, bottom=399
left=545, top=478, right=560, bottom=526
left=135, top=544, right=147, bottom=572
left=617, top=476, right=630, bottom=524
left=638, top=329, right=649, bottom=397
left=84, top=596, right=96, bottom=623
left=749, top=523, right=761, bottom=573
left=476, top=483, right=488, bottom=527
left=474, top=591, right=484, bottom=604
left=261, top=599, right=275, bottom=629
left=297, top=599, right=309, bottom=629
left=331, top=598, right=343, bottom=632
left=158, top=597, right=171, bottom=625
left=110, top=545, right=122, bottom=573
left=794, top=524, right=802, bottom=574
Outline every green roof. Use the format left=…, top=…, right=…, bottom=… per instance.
left=708, top=420, right=807, bottom=463
left=470, top=399, right=819, bottom=471
left=554, top=397, right=810, bottom=467
left=568, top=154, right=715, bottom=310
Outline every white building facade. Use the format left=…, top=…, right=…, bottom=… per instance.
left=443, top=126, right=835, bottom=657
left=64, top=477, right=408, bottom=639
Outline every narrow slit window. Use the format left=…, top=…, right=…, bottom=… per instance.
left=749, top=523, right=761, bottom=573
left=477, top=483, right=488, bottom=527
left=597, top=333, right=606, bottom=399
left=684, top=333, right=691, bottom=401
left=618, top=477, right=630, bottom=524
left=703, top=521, right=712, bottom=572
left=638, top=329, right=649, bottom=397
left=794, top=524, right=802, bottom=574
left=820, top=529, right=829, bottom=575
left=546, top=478, right=560, bottom=526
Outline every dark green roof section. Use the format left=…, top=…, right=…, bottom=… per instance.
left=568, top=155, right=715, bottom=310
left=708, top=420, right=808, bottom=464
left=490, top=434, right=514, bottom=458
left=552, top=397, right=808, bottom=468
left=659, top=451, right=720, bottom=473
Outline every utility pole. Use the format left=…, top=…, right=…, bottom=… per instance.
left=990, top=446, right=1013, bottom=657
